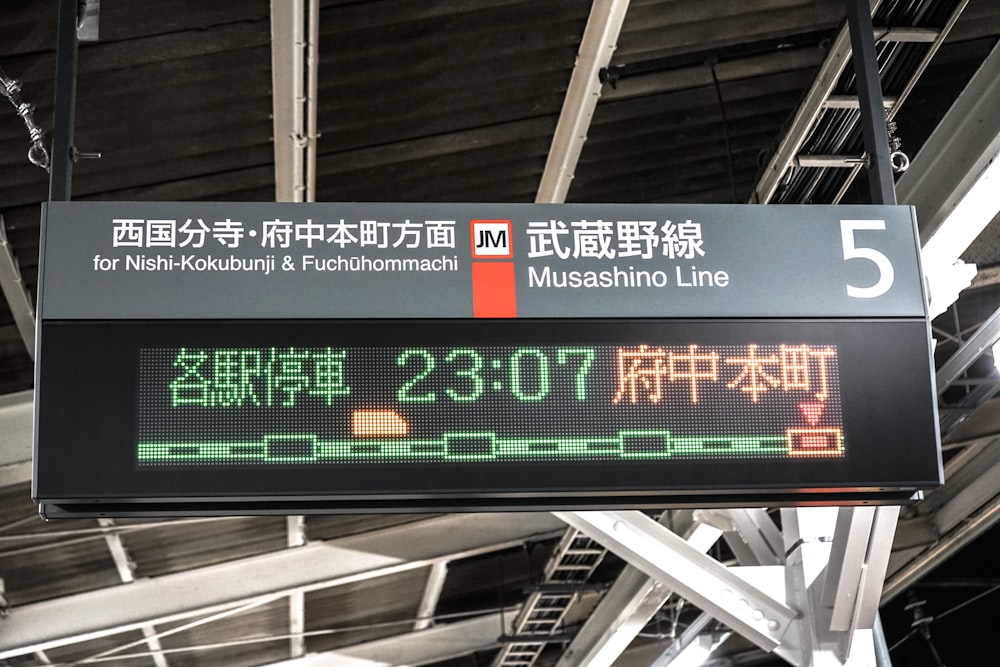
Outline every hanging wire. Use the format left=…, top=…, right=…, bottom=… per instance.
left=935, top=581, right=1000, bottom=623
left=0, top=63, right=50, bottom=170
left=0, top=517, right=248, bottom=559
left=709, top=61, right=739, bottom=203
left=889, top=582, right=1000, bottom=654
left=0, top=515, right=40, bottom=534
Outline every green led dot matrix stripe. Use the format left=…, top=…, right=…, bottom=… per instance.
left=138, top=429, right=844, bottom=464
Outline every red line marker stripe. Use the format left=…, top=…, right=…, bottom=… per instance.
left=471, top=262, right=517, bottom=318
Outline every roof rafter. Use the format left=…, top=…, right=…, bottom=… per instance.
left=0, top=513, right=564, bottom=660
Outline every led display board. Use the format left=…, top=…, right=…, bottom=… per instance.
left=34, top=202, right=942, bottom=515
left=137, top=341, right=844, bottom=466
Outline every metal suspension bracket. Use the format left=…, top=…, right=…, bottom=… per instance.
left=0, top=65, right=50, bottom=170
left=844, top=0, right=897, bottom=205
left=886, top=118, right=910, bottom=173
left=48, top=0, right=103, bottom=200
left=49, top=0, right=81, bottom=201
left=77, top=0, right=101, bottom=42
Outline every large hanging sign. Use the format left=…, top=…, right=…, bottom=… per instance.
left=33, top=202, right=941, bottom=516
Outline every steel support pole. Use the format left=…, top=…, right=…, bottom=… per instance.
left=844, top=0, right=896, bottom=206
left=750, top=0, right=879, bottom=204
left=839, top=10, right=904, bottom=665
left=873, top=614, right=892, bottom=667
left=49, top=0, right=79, bottom=202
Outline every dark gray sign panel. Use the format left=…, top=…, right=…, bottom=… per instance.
left=40, top=202, right=925, bottom=319
left=33, top=202, right=941, bottom=516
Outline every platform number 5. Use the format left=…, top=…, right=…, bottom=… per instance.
left=841, top=219, right=894, bottom=299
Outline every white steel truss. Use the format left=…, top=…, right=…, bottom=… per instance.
left=556, top=509, right=899, bottom=666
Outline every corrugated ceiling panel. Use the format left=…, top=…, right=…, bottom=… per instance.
left=315, top=0, right=588, bottom=201
left=119, top=516, right=287, bottom=578
left=435, top=541, right=557, bottom=617
left=156, top=598, right=289, bottom=667
left=305, top=513, right=440, bottom=541
left=0, top=483, right=122, bottom=605
left=43, top=629, right=160, bottom=667
left=574, top=66, right=819, bottom=202
left=614, top=0, right=843, bottom=61
left=304, top=568, right=427, bottom=651
left=70, top=22, right=274, bottom=200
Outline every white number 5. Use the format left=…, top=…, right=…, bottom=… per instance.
left=841, top=219, right=894, bottom=299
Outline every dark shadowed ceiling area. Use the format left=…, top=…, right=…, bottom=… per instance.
left=1, top=1, right=1000, bottom=666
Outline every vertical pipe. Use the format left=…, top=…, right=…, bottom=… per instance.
left=873, top=613, right=893, bottom=666
left=49, top=0, right=79, bottom=201
left=305, top=0, right=319, bottom=202
left=291, top=0, right=305, bottom=202
left=844, top=0, right=897, bottom=205
left=270, top=0, right=309, bottom=202
left=287, top=515, right=307, bottom=658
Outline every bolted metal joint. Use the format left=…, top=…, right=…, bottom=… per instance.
left=71, top=147, right=102, bottom=161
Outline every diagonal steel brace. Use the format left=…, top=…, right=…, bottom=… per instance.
left=555, top=511, right=796, bottom=652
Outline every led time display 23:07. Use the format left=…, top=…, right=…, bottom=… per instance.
left=136, top=341, right=844, bottom=466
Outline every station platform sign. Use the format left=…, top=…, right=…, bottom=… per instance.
left=33, top=202, right=941, bottom=515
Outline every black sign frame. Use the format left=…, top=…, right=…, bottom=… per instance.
left=34, top=317, right=940, bottom=516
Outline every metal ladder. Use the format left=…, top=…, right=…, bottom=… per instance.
left=492, top=528, right=608, bottom=667
left=754, top=0, right=969, bottom=205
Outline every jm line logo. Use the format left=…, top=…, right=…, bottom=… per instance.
left=470, top=220, right=513, bottom=259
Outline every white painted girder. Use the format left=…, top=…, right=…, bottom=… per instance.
left=98, top=518, right=171, bottom=667
left=270, top=0, right=307, bottom=203
left=261, top=610, right=520, bottom=667
left=561, top=501, right=896, bottom=664
left=901, top=40, right=1000, bottom=316
left=0, top=513, right=564, bottom=660
left=557, top=566, right=667, bottom=667
left=553, top=518, right=723, bottom=667
left=900, top=40, right=1000, bottom=255
left=414, top=562, right=449, bottom=631
left=556, top=511, right=795, bottom=653
left=883, top=436, right=1000, bottom=601
left=709, top=509, right=783, bottom=567
left=0, top=217, right=35, bottom=358
left=270, top=0, right=320, bottom=203
left=288, top=515, right=308, bottom=659
left=820, top=506, right=898, bottom=638
left=0, top=389, right=32, bottom=487
left=535, top=0, right=630, bottom=204
left=779, top=508, right=880, bottom=667
left=652, top=613, right=731, bottom=667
